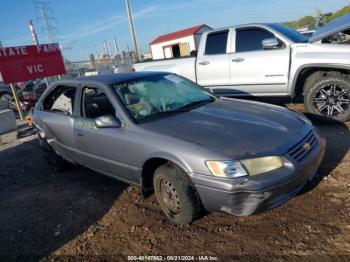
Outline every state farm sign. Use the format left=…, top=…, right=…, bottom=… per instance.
left=0, top=43, right=66, bottom=83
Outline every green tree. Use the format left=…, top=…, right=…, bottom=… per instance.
left=282, top=5, right=350, bottom=29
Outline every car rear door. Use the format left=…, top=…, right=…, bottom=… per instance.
left=39, top=84, right=79, bottom=162
left=230, top=27, right=290, bottom=95
left=73, top=84, right=138, bottom=184
left=196, top=30, right=231, bottom=86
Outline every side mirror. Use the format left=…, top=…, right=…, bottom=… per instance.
left=94, top=115, right=122, bottom=128
left=262, top=37, right=280, bottom=49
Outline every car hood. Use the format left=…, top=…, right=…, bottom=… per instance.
left=309, top=13, right=350, bottom=43
left=141, top=98, right=310, bottom=159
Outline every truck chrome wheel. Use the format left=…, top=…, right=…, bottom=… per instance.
left=313, top=84, right=350, bottom=117
left=156, top=176, right=181, bottom=217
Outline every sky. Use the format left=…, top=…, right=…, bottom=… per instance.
left=0, top=0, right=349, bottom=61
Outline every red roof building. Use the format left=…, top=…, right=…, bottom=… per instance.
left=149, top=24, right=211, bottom=60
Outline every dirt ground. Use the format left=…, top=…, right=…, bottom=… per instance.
left=0, top=104, right=350, bottom=261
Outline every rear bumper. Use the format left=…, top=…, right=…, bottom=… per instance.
left=191, top=133, right=326, bottom=216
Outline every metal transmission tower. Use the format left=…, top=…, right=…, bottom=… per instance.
left=33, top=1, right=58, bottom=43
left=125, top=0, right=140, bottom=61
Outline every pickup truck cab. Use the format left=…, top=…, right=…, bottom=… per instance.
left=135, top=16, right=350, bottom=121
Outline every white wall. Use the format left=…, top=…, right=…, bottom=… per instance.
left=150, top=35, right=196, bottom=60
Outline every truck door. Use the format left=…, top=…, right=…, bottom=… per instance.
left=230, top=27, right=290, bottom=95
left=196, top=30, right=231, bottom=86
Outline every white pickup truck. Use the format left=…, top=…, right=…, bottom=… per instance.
left=134, top=15, right=350, bottom=121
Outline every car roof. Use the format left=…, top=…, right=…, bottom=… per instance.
left=75, top=71, right=169, bottom=85
left=213, top=22, right=272, bottom=31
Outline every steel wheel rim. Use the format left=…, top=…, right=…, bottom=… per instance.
left=313, top=84, right=350, bottom=117
left=0, top=94, right=12, bottom=104
left=156, top=176, right=181, bottom=217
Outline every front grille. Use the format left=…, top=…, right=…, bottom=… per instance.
left=288, top=130, right=319, bottom=162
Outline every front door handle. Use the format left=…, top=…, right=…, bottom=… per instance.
left=198, top=61, right=210, bottom=65
left=232, top=58, right=245, bottom=63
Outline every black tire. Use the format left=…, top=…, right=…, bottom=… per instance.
left=153, top=163, right=203, bottom=225
left=39, top=135, right=72, bottom=172
left=304, top=72, right=350, bottom=122
left=0, top=92, right=12, bottom=109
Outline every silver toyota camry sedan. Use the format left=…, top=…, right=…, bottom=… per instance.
left=33, top=72, right=325, bottom=225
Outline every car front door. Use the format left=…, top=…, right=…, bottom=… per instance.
left=39, top=84, right=79, bottom=162
left=230, top=27, right=290, bottom=95
left=73, top=85, right=138, bottom=184
left=196, top=30, right=231, bottom=87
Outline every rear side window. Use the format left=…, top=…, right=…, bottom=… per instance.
left=43, top=85, right=76, bottom=115
left=236, top=28, right=276, bottom=52
left=205, top=30, right=228, bottom=55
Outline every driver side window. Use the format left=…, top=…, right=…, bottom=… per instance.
left=81, top=86, right=115, bottom=119
left=235, top=28, right=283, bottom=52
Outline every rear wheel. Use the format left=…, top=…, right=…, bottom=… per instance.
left=0, top=93, right=12, bottom=109
left=39, top=135, right=72, bottom=172
left=304, top=72, right=350, bottom=122
left=153, top=163, right=203, bottom=225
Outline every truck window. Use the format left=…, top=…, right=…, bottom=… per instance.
left=236, top=28, right=276, bottom=52
left=205, top=30, right=228, bottom=55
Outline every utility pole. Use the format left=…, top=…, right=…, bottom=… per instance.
left=28, top=19, right=39, bottom=45
left=28, top=18, right=51, bottom=84
left=33, top=1, right=57, bottom=43
left=103, top=40, right=108, bottom=56
left=113, top=36, right=119, bottom=55
left=125, top=0, right=140, bottom=61
left=107, top=41, right=112, bottom=57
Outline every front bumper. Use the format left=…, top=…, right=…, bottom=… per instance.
left=190, top=131, right=326, bottom=216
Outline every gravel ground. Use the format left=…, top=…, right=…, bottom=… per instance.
left=0, top=104, right=349, bottom=261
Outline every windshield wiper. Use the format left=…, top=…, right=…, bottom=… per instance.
left=138, top=98, right=215, bottom=122
left=138, top=108, right=188, bottom=121
left=176, top=98, right=215, bottom=111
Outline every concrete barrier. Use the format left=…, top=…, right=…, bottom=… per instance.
left=0, top=109, right=17, bottom=144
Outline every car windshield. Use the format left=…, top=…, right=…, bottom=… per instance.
left=111, top=74, right=215, bottom=121
left=270, top=24, right=309, bottom=43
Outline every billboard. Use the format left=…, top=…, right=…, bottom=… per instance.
left=0, top=43, right=66, bottom=84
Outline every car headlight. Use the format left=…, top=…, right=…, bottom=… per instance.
left=206, top=160, right=248, bottom=178
left=241, top=156, right=284, bottom=176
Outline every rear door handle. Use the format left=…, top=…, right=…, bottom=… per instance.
left=198, top=61, right=210, bottom=65
left=232, top=58, right=245, bottom=63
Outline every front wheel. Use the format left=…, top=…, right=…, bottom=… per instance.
left=304, top=73, right=350, bottom=122
left=153, top=163, right=203, bottom=225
